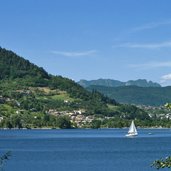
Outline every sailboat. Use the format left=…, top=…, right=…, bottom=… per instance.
left=126, top=120, right=138, bottom=137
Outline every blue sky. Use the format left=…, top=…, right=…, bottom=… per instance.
left=1, top=0, right=171, bottom=86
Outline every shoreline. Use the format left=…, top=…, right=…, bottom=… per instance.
left=0, top=127, right=171, bottom=130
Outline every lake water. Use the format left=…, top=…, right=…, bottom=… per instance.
left=0, top=129, right=171, bottom=171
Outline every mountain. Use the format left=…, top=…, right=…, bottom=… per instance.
left=0, top=47, right=117, bottom=112
left=87, top=85, right=171, bottom=106
left=0, top=47, right=49, bottom=79
left=0, top=47, right=150, bottom=128
left=78, top=79, right=124, bottom=88
left=78, top=79, right=161, bottom=88
left=125, top=79, right=161, bottom=87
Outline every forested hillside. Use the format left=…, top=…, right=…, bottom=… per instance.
left=0, top=47, right=153, bottom=128
left=0, top=47, right=49, bottom=79
left=87, top=85, right=171, bottom=106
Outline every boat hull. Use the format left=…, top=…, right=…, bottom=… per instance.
left=125, top=133, right=138, bottom=137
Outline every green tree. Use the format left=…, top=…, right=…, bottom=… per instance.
left=56, top=116, right=72, bottom=129
left=152, top=156, right=171, bottom=169
left=11, top=115, right=23, bottom=128
left=4, top=119, right=13, bottom=129
left=91, top=120, right=101, bottom=129
left=0, top=151, right=11, bottom=171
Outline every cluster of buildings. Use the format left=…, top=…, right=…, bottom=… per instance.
left=138, top=105, right=171, bottom=120
left=47, top=109, right=94, bottom=127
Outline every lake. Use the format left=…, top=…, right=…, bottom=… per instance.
left=0, top=129, right=171, bottom=171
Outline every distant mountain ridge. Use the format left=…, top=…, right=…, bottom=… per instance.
left=78, top=79, right=161, bottom=88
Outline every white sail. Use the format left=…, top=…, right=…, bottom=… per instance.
left=126, top=120, right=138, bottom=137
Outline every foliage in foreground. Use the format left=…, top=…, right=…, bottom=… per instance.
left=152, top=156, right=171, bottom=169
left=0, top=151, right=11, bottom=170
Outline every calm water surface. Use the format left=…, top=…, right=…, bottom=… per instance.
left=0, top=129, right=171, bottom=171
